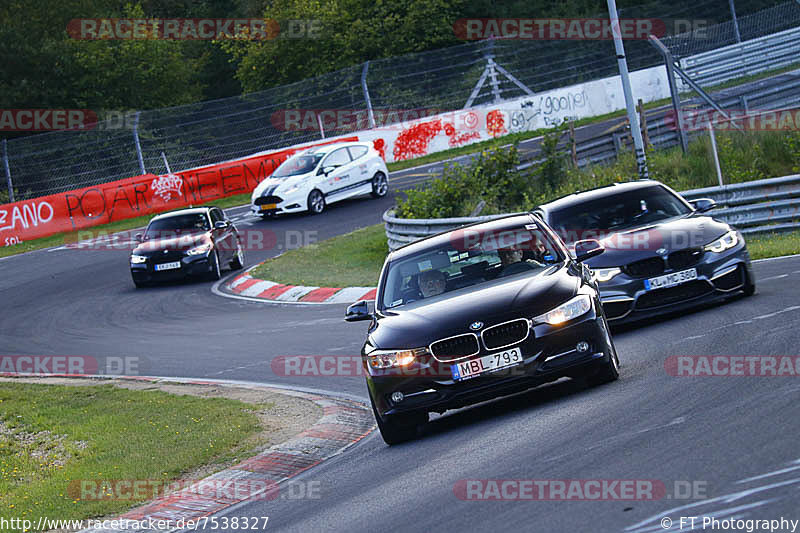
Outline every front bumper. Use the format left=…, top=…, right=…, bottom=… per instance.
left=130, top=252, right=216, bottom=283
left=598, top=244, right=753, bottom=325
left=251, top=190, right=306, bottom=216
left=368, top=307, right=613, bottom=419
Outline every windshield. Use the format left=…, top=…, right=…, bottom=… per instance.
left=144, top=213, right=210, bottom=239
left=272, top=153, right=324, bottom=178
left=547, top=185, right=692, bottom=243
left=380, top=223, right=562, bottom=309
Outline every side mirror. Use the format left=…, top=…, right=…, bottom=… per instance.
left=322, top=166, right=336, bottom=176
left=574, top=239, right=604, bottom=262
left=135, top=232, right=144, bottom=242
left=689, top=198, right=716, bottom=213
left=214, top=220, right=229, bottom=230
left=345, top=300, right=372, bottom=322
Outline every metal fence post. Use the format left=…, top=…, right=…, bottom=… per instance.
left=361, top=61, right=376, bottom=129
left=729, top=0, right=742, bottom=43
left=133, top=112, right=146, bottom=175
left=707, top=123, right=724, bottom=187
left=2, top=139, right=14, bottom=203
left=648, top=35, right=689, bottom=154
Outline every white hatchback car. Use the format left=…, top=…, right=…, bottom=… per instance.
left=250, top=141, right=389, bottom=217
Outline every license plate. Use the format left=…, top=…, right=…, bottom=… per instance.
left=155, top=261, right=181, bottom=271
left=451, top=347, right=523, bottom=381
left=260, top=203, right=277, bottom=211
left=644, top=267, right=697, bottom=290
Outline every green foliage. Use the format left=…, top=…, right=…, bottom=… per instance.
left=221, top=0, right=467, bottom=92
left=535, top=122, right=570, bottom=193
left=395, top=145, right=535, bottom=218
left=0, top=0, right=237, bottom=114
left=396, top=130, right=800, bottom=219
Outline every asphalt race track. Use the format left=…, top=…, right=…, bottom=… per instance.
left=2, top=166, right=800, bottom=532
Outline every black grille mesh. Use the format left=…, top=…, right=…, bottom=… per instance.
left=482, top=319, right=529, bottom=350
left=430, top=334, right=480, bottom=361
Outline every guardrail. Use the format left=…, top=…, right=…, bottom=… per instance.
left=682, top=174, right=800, bottom=235
left=383, top=211, right=515, bottom=251
left=678, top=27, right=800, bottom=88
left=384, top=174, right=800, bottom=250
left=556, top=72, right=800, bottom=169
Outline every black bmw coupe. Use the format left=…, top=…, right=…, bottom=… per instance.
left=535, top=180, right=755, bottom=324
left=130, top=206, right=244, bottom=288
left=346, top=213, right=620, bottom=444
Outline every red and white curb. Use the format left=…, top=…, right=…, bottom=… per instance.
left=219, top=267, right=376, bottom=305
left=9, top=375, right=375, bottom=533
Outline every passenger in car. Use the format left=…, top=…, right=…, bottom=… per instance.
left=419, top=269, right=447, bottom=297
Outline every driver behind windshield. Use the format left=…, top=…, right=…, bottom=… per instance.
left=419, top=269, right=447, bottom=298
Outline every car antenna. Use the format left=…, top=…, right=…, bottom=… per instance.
left=161, top=151, right=191, bottom=207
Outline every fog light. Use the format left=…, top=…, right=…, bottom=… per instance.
left=576, top=341, right=589, bottom=353
left=391, top=392, right=404, bottom=403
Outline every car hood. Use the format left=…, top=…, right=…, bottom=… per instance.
left=371, top=266, right=578, bottom=350
left=252, top=173, right=312, bottom=198
left=583, top=215, right=731, bottom=268
left=133, top=232, right=210, bottom=254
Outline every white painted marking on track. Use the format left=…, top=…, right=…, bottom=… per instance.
left=751, top=305, right=800, bottom=320
left=737, top=461, right=800, bottom=484
left=759, top=273, right=790, bottom=282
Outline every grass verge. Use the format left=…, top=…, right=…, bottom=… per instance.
left=747, top=231, right=800, bottom=260
left=0, top=382, right=262, bottom=524
left=249, top=224, right=388, bottom=287
left=247, top=224, right=800, bottom=287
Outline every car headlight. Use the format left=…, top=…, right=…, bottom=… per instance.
left=130, top=254, right=147, bottom=264
left=186, top=243, right=212, bottom=256
left=283, top=184, right=302, bottom=195
left=592, top=267, right=621, bottom=283
left=534, top=294, right=592, bottom=325
left=704, top=230, right=739, bottom=253
left=366, top=348, right=422, bottom=370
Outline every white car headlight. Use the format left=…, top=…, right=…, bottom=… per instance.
left=704, top=230, right=739, bottom=253
left=592, top=267, right=621, bottom=283
left=130, top=254, right=147, bottom=264
left=534, top=294, right=592, bottom=326
left=283, top=184, right=302, bottom=195
left=186, top=243, right=212, bottom=256
left=366, top=348, right=421, bottom=370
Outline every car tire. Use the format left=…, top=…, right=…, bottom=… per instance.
left=585, top=319, right=620, bottom=387
left=370, top=394, right=426, bottom=445
left=230, top=241, right=245, bottom=270
left=742, top=269, right=756, bottom=297
left=307, top=189, right=325, bottom=215
left=371, top=172, right=388, bottom=199
left=207, top=250, right=221, bottom=281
